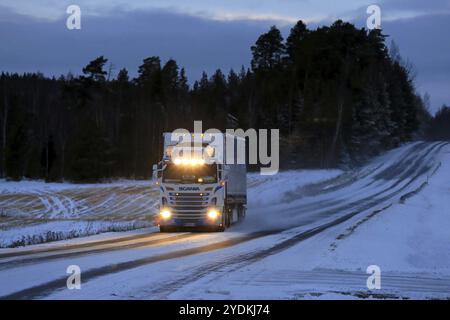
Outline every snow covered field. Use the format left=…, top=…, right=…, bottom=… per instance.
left=0, top=180, right=159, bottom=247
left=0, top=170, right=341, bottom=248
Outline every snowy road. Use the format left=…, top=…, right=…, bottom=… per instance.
left=0, top=141, right=449, bottom=299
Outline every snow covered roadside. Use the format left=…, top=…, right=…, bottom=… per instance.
left=0, top=220, right=153, bottom=248
left=319, top=145, right=450, bottom=275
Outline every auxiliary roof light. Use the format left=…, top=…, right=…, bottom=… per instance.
left=173, top=158, right=206, bottom=166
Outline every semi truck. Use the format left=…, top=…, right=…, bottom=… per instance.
left=152, top=132, right=247, bottom=232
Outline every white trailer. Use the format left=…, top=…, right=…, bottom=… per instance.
left=153, top=132, right=247, bottom=231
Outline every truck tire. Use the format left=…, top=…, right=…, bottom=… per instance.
left=224, top=207, right=231, bottom=228
left=159, top=226, right=173, bottom=232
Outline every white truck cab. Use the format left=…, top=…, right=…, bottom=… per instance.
left=153, top=132, right=246, bottom=232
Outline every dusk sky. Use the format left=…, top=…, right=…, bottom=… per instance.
left=1, top=0, right=449, bottom=112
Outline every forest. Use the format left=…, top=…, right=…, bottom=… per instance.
left=0, top=20, right=446, bottom=182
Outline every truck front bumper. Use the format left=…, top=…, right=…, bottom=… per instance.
left=159, top=217, right=222, bottom=227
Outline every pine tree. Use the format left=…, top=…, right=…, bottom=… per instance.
left=0, top=19, right=430, bottom=180
left=82, top=56, right=108, bottom=82
left=426, top=105, right=450, bottom=140
left=286, top=20, right=308, bottom=63
left=178, top=68, right=189, bottom=92
left=350, top=76, right=394, bottom=161
left=137, top=56, right=161, bottom=89
left=116, top=68, right=129, bottom=83
left=251, top=26, right=285, bottom=71
left=5, top=103, right=30, bottom=180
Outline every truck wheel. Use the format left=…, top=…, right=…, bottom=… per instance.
left=238, top=205, right=246, bottom=221
left=224, top=208, right=231, bottom=228
left=222, top=206, right=228, bottom=228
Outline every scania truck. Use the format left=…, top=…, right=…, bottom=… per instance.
left=152, top=132, right=247, bottom=232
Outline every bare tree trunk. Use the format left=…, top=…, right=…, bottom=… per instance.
left=329, top=99, right=344, bottom=164
left=61, top=141, right=65, bottom=180
left=328, top=54, right=350, bottom=166
left=2, top=87, right=8, bottom=178
left=287, top=66, right=298, bottom=136
left=45, top=138, right=49, bottom=179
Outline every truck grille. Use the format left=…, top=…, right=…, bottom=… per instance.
left=168, top=192, right=210, bottom=218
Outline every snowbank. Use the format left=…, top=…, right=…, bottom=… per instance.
left=318, top=144, right=450, bottom=274
left=0, top=220, right=153, bottom=248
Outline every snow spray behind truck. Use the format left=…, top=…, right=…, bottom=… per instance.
left=153, top=132, right=247, bottom=232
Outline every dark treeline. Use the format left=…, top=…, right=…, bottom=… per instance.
left=0, top=20, right=437, bottom=182
left=426, top=105, right=450, bottom=140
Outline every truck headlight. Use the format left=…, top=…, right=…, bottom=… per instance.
left=160, top=209, right=172, bottom=220
left=207, top=209, right=220, bottom=220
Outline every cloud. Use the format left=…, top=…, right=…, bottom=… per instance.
left=380, top=0, right=450, bottom=13
left=1, top=0, right=380, bottom=27
left=381, top=13, right=450, bottom=111
left=189, top=11, right=303, bottom=26
left=0, top=4, right=448, bottom=112
left=0, top=6, right=270, bottom=81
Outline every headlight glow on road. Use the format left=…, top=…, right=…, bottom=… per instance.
left=172, top=158, right=206, bottom=166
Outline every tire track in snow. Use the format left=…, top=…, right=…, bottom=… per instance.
left=139, top=142, right=448, bottom=298
left=1, top=142, right=447, bottom=299
left=0, top=183, right=158, bottom=229
left=274, top=142, right=444, bottom=218
left=236, top=269, right=450, bottom=299
left=0, top=231, right=183, bottom=260
left=0, top=233, right=202, bottom=269
left=0, top=231, right=278, bottom=300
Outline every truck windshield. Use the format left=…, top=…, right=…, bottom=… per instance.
left=162, top=164, right=218, bottom=184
